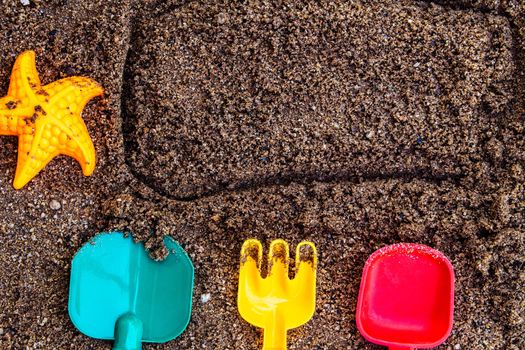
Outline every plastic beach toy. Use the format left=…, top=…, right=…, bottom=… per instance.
left=356, top=243, right=454, bottom=350
left=68, top=232, right=194, bottom=350
left=0, top=50, right=103, bottom=189
left=238, top=239, right=317, bottom=350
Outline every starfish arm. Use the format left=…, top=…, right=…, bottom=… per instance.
left=12, top=117, right=96, bottom=189
left=54, top=120, right=97, bottom=177
left=0, top=96, right=33, bottom=114
left=0, top=98, right=22, bottom=136
left=13, top=128, right=40, bottom=189
left=43, top=76, right=104, bottom=114
left=7, top=50, right=41, bottom=103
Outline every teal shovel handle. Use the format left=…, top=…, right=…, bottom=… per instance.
left=112, top=313, right=143, bottom=350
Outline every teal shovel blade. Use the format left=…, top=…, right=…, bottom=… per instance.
left=68, top=232, right=194, bottom=348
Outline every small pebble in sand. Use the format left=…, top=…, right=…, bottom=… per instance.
left=217, top=13, right=228, bottom=25
left=201, top=293, right=211, bottom=303
left=454, top=345, right=461, bottom=350
left=20, top=0, right=30, bottom=5
left=49, top=200, right=61, bottom=210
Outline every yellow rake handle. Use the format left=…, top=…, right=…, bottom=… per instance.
left=263, top=311, right=287, bottom=350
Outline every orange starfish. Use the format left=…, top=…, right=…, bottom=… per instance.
left=0, top=51, right=103, bottom=189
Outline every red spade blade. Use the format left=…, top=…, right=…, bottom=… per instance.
left=356, top=243, right=454, bottom=350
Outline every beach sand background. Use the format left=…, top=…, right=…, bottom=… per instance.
left=0, top=0, right=524, bottom=349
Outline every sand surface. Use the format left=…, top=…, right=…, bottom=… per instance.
left=0, top=0, right=524, bottom=349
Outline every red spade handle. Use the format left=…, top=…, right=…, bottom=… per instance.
left=389, top=347, right=414, bottom=350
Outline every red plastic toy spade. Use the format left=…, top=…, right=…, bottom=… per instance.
left=356, top=243, right=454, bottom=350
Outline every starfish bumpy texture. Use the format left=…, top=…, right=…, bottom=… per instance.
left=0, top=51, right=103, bottom=189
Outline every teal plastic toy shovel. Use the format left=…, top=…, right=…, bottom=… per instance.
left=68, top=232, right=194, bottom=350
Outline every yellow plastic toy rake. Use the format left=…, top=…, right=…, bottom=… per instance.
left=238, top=239, right=317, bottom=350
